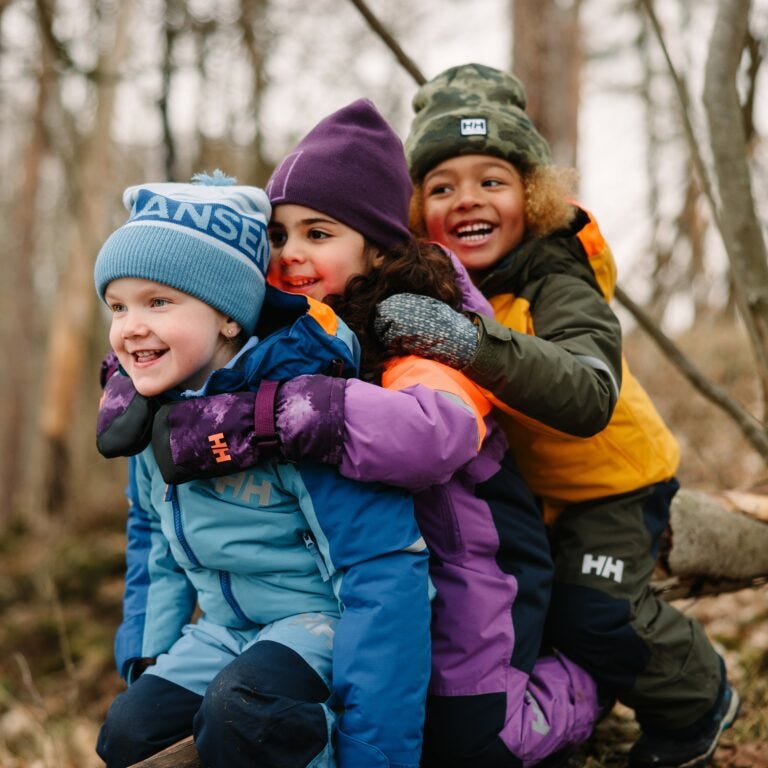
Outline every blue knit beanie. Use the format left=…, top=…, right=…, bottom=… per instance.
left=94, top=171, right=271, bottom=336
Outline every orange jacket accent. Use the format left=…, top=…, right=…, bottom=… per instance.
left=383, top=355, right=491, bottom=447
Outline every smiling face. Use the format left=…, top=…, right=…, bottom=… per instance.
left=267, top=204, right=381, bottom=302
left=105, top=278, right=240, bottom=397
left=421, top=154, right=526, bottom=274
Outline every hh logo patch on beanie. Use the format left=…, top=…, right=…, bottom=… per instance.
left=460, top=118, right=487, bottom=136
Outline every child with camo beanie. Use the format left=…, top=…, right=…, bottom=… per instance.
left=92, top=172, right=431, bottom=768
left=376, top=62, right=739, bottom=768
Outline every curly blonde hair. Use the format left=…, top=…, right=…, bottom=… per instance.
left=410, top=163, right=579, bottom=241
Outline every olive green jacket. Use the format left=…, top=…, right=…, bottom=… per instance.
left=464, top=207, right=679, bottom=521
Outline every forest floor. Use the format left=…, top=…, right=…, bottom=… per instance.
left=1, top=318, right=767, bottom=767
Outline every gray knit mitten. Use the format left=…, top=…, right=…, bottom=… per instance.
left=374, top=293, right=479, bottom=369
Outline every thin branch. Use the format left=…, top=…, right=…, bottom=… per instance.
left=640, top=1, right=768, bottom=407
left=615, top=284, right=768, bottom=458
left=347, top=0, right=426, bottom=85
left=638, top=0, right=723, bottom=234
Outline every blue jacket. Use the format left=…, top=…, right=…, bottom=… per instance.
left=116, top=287, right=431, bottom=768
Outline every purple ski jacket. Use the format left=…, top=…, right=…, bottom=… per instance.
left=275, top=351, right=599, bottom=764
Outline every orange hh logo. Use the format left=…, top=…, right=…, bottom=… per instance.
left=208, top=433, right=232, bottom=464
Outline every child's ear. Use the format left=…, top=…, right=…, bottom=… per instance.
left=367, top=246, right=385, bottom=268
left=223, top=318, right=242, bottom=338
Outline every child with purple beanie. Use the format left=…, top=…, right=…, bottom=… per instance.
left=99, top=99, right=603, bottom=767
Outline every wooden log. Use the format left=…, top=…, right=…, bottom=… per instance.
left=666, top=488, right=768, bottom=579
left=649, top=486, right=768, bottom=599
left=128, top=736, right=199, bottom=768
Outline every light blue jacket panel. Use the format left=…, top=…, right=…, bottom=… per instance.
left=131, top=453, right=342, bottom=648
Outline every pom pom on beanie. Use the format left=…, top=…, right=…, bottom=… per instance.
left=405, top=63, right=552, bottom=182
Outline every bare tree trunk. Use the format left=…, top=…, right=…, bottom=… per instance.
left=160, top=0, right=180, bottom=181
left=703, top=0, right=768, bottom=419
left=1, top=57, right=51, bottom=520
left=38, top=1, right=133, bottom=514
left=240, top=0, right=272, bottom=184
left=511, top=0, right=582, bottom=167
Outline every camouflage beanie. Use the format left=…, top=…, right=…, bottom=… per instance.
left=405, top=63, right=552, bottom=182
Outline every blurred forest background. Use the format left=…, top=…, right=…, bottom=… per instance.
left=1, top=0, right=768, bottom=765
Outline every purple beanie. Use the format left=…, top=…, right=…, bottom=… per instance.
left=266, top=98, right=412, bottom=250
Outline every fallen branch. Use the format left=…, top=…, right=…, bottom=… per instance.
left=651, top=573, right=767, bottom=602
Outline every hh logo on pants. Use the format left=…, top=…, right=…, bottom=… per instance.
left=581, top=553, right=624, bottom=583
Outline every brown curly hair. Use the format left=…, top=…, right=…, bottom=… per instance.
left=326, top=240, right=463, bottom=382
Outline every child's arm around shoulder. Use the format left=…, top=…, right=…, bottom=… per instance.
left=277, top=362, right=486, bottom=491
left=467, top=256, right=623, bottom=436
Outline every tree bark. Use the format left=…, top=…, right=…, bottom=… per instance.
left=511, top=0, right=582, bottom=167
left=1, top=54, right=51, bottom=520
left=38, top=1, right=133, bottom=513
left=240, top=0, right=273, bottom=184
left=703, top=0, right=768, bottom=418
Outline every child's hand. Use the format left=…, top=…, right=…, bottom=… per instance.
left=97, top=357, right=157, bottom=458
left=374, top=293, right=479, bottom=369
left=126, top=657, right=156, bottom=685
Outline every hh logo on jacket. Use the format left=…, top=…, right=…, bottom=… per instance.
left=581, top=553, right=624, bottom=583
left=215, top=472, right=271, bottom=506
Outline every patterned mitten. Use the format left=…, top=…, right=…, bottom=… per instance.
left=97, top=363, right=157, bottom=458
left=374, top=293, right=479, bottom=368
left=275, top=375, right=347, bottom=465
left=150, top=375, right=349, bottom=484
left=151, top=383, right=281, bottom=484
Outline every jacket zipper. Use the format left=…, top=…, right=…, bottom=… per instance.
left=165, top=485, right=249, bottom=622
left=165, top=485, right=201, bottom=567
left=302, top=530, right=330, bottom=581
left=219, top=571, right=249, bottom=623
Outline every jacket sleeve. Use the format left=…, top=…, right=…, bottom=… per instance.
left=276, top=359, right=489, bottom=492
left=296, top=464, right=431, bottom=768
left=466, top=272, right=623, bottom=436
left=114, top=455, right=196, bottom=681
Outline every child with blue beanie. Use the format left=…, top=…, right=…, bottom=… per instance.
left=93, top=173, right=431, bottom=768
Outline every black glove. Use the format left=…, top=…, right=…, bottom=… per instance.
left=126, top=657, right=156, bottom=685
